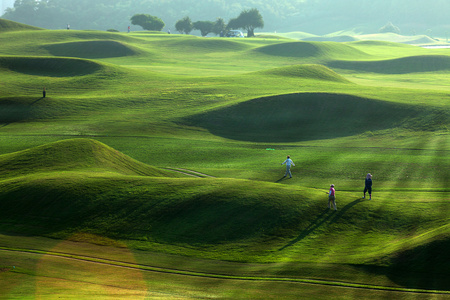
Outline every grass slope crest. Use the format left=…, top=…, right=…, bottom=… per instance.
left=255, top=41, right=368, bottom=59
left=257, top=64, right=350, bottom=82
left=0, top=56, right=103, bottom=77
left=0, top=138, right=175, bottom=178
left=181, top=92, right=423, bottom=142
left=329, top=55, right=450, bottom=74
left=162, top=36, right=251, bottom=53
left=0, top=18, right=42, bottom=32
left=43, top=40, right=140, bottom=59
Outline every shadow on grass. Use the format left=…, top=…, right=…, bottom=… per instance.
left=275, top=176, right=293, bottom=183
left=180, top=93, right=423, bottom=143
left=279, top=198, right=364, bottom=251
left=0, top=97, right=44, bottom=128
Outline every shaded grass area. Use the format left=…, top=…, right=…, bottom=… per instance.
left=180, top=92, right=430, bottom=142
left=0, top=56, right=102, bottom=77
left=328, top=55, right=450, bottom=74
left=43, top=40, right=140, bottom=59
left=255, top=64, right=350, bottom=82
left=254, top=41, right=369, bottom=59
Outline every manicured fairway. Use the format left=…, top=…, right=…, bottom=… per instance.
left=0, top=19, right=449, bottom=298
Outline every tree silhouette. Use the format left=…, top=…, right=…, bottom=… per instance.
left=227, top=8, right=264, bottom=37
left=130, top=14, right=165, bottom=31
left=175, top=16, right=193, bottom=34
left=193, top=20, right=214, bottom=37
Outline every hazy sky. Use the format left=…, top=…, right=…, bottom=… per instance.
left=2, top=0, right=449, bottom=36
left=1, top=0, right=14, bottom=15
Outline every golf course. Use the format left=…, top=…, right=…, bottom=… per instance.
left=0, top=18, right=449, bottom=299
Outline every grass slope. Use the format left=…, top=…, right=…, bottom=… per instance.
left=0, top=26, right=448, bottom=297
left=43, top=40, right=141, bottom=59
left=0, top=138, right=177, bottom=178
left=181, top=92, right=441, bottom=142
left=328, top=55, right=450, bottom=74
left=254, top=40, right=369, bottom=59
left=0, top=18, right=42, bottom=32
left=0, top=139, right=448, bottom=292
left=0, top=56, right=103, bottom=77
left=256, top=64, right=350, bottom=82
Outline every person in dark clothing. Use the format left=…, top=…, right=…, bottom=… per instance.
left=363, top=173, right=372, bottom=200
left=328, top=184, right=336, bottom=211
left=43, top=87, right=46, bottom=98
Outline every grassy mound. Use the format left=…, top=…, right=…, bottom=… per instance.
left=254, top=41, right=368, bottom=59
left=43, top=40, right=139, bottom=59
left=386, top=235, right=450, bottom=290
left=0, top=138, right=176, bottom=179
left=181, top=93, right=423, bottom=142
left=0, top=175, right=318, bottom=243
left=302, top=35, right=359, bottom=42
left=328, top=55, right=450, bottom=74
left=0, top=18, right=42, bottom=32
left=0, top=56, right=102, bottom=77
left=256, top=64, right=350, bottom=82
left=162, top=37, right=251, bottom=53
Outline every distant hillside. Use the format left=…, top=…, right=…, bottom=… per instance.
left=0, top=18, right=42, bottom=32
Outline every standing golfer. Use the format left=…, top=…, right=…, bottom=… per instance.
left=328, top=184, right=337, bottom=211
left=363, top=173, right=372, bottom=200
left=281, top=155, right=295, bottom=178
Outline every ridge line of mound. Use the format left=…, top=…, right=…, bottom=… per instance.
left=254, top=64, right=350, bottom=82
left=0, top=18, right=43, bottom=32
left=0, top=55, right=104, bottom=77
left=0, top=138, right=176, bottom=178
left=327, top=55, right=450, bottom=74
left=42, top=40, right=140, bottom=59
left=254, top=41, right=369, bottom=59
left=180, top=92, right=424, bottom=142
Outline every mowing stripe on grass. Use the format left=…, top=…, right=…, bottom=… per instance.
left=1, top=247, right=448, bottom=295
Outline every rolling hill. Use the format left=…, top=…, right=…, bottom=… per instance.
left=0, top=23, right=448, bottom=298
left=0, top=18, right=42, bottom=32
left=0, top=138, right=448, bottom=292
left=181, top=92, right=430, bottom=142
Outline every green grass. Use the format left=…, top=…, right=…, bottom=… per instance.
left=0, top=18, right=42, bottom=32
left=0, top=26, right=448, bottom=298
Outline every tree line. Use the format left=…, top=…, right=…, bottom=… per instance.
left=3, top=0, right=449, bottom=36
left=131, top=8, right=263, bottom=37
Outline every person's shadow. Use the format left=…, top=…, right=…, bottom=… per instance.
left=278, top=198, right=365, bottom=251
left=0, top=97, right=44, bottom=128
left=275, top=176, right=287, bottom=183
left=30, top=97, right=45, bottom=105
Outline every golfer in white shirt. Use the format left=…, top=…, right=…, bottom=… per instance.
left=281, top=155, right=295, bottom=178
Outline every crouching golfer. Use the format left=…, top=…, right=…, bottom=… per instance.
left=328, top=184, right=337, bottom=211
left=281, top=155, right=295, bottom=178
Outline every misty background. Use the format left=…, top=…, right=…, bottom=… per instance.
left=1, top=0, right=449, bottom=37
